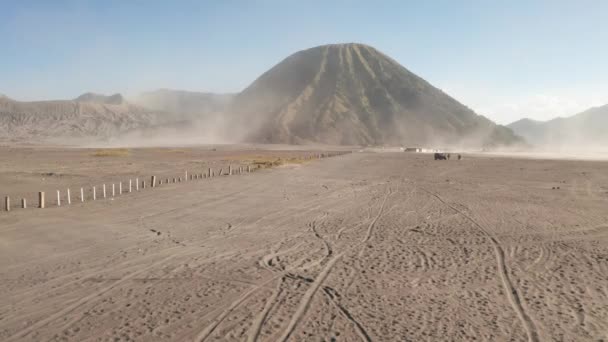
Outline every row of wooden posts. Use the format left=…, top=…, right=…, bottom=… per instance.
left=2, top=152, right=351, bottom=212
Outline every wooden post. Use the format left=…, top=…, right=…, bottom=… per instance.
left=151, top=176, right=157, bottom=188
left=129, top=179, right=132, bottom=193
left=219, top=168, right=223, bottom=176
left=80, top=187, right=84, bottom=202
left=39, top=192, right=45, bottom=208
left=67, top=188, right=71, bottom=205
left=229, top=165, right=232, bottom=175
left=93, top=187, right=96, bottom=201
left=4, top=196, right=9, bottom=211
left=21, top=198, right=26, bottom=209
left=166, top=178, right=169, bottom=184
left=136, top=178, right=139, bottom=191
left=103, top=184, right=107, bottom=198
left=178, top=177, right=182, bottom=182
left=112, top=184, right=115, bottom=197
left=119, top=182, right=122, bottom=195
left=248, top=165, right=251, bottom=173
left=209, top=168, right=212, bottom=178
left=57, top=190, right=61, bottom=207
left=142, top=180, right=146, bottom=189
left=185, top=171, right=188, bottom=181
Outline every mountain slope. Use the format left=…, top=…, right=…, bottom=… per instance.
left=231, top=43, right=521, bottom=147
left=508, top=104, right=608, bottom=148
left=0, top=95, right=162, bottom=143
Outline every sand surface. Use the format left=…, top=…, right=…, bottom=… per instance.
left=1, top=150, right=607, bottom=341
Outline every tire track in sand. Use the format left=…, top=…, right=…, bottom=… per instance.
left=5, top=250, right=183, bottom=342
left=246, top=214, right=332, bottom=342
left=196, top=205, right=340, bottom=341
left=276, top=187, right=391, bottom=342
left=323, top=286, right=372, bottom=342
left=420, top=187, right=539, bottom=342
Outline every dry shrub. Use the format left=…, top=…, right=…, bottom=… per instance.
left=251, top=156, right=308, bottom=168
left=92, top=148, right=130, bottom=157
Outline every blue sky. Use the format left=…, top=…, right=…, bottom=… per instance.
left=1, top=0, right=607, bottom=124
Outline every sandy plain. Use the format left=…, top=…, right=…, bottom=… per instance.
left=1, top=147, right=607, bottom=341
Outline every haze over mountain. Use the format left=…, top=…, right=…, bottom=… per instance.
left=132, top=89, right=234, bottom=121
left=230, top=43, right=521, bottom=147
left=508, top=104, right=608, bottom=151
left=1, top=43, right=524, bottom=147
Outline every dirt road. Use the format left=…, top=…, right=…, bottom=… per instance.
left=1, top=152, right=607, bottom=341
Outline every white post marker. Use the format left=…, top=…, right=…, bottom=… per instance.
left=39, top=192, right=45, bottom=208
left=22, top=198, right=26, bottom=209
left=80, top=187, right=84, bottom=202
left=112, top=184, right=115, bottom=197
left=136, top=178, right=139, bottom=191
left=119, top=182, right=122, bottom=195
left=103, top=184, right=107, bottom=198
left=129, top=179, right=132, bottom=193
left=185, top=171, right=188, bottom=181
left=4, top=196, right=9, bottom=212
left=67, top=188, right=71, bottom=205
left=209, top=168, right=212, bottom=178
left=93, top=186, right=96, bottom=200
left=151, top=176, right=157, bottom=188
left=57, top=190, right=61, bottom=207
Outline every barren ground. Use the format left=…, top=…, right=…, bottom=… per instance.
left=1, top=148, right=607, bottom=341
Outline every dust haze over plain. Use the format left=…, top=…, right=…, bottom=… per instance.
left=2, top=44, right=527, bottom=151
left=1, top=48, right=607, bottom=157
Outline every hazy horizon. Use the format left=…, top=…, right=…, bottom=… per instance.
left=2, top=1, right=608, bottom=125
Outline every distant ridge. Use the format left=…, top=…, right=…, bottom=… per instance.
left=231, top=43, right=521, bottom=147
left=0, top=95, right=161, bottom=143
left=75, top=92, right=125, bottom=105
left=508, top=104, right=608, bottom=148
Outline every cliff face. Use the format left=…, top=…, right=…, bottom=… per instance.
left=0, top=96, right=161, bottom=143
